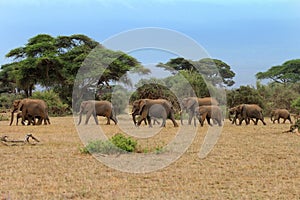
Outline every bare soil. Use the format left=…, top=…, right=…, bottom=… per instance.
left=1, top=116, right=299, bottom=199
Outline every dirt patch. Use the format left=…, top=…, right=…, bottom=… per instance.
left=1, top=116, right=299, bottom=199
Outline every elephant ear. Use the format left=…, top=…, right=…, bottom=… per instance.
left=138, top=99, right=147, bottom=114
left=16, top=100, right=23, bottom=111
left=187, top=98, right=197, bottom=110
left=236, top=105, right=243, bottom=113
left=241, top=104, right=247, bottom=115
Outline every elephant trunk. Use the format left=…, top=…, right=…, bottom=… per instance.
left=9, top=111, right=15, bottom=126
left=228, top=113, right=232, bottom=121
left=270, top=114, right=273, bottom=122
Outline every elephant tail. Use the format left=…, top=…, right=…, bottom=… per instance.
left=111, top=104, right=118, bottom=124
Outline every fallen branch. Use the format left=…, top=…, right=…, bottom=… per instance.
left=1, top=134, right=40, bottom=146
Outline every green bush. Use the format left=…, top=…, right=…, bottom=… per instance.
left=80, top=133, right=137, bottom=154
left=0, top=93, right=23, bottom=109
left=80, top=140, right=123, bottom=154
left=110, top=133, right=137, bottom=152
left=292, top=97, right=300, bottom=113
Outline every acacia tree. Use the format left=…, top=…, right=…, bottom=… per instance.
left=256, top=59, right=300, bottom=84
left=0, top=34, right=146, bottom=106
left=158, top=57, right=235, bottom=88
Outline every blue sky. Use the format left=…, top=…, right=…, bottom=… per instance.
left=0, top=0, right=299, bottom=87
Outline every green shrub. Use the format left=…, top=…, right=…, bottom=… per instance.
left=110, top=133, right=137, bottom=152
left=80, top=140, right=123, bottom=154
left=0, top=93, right=23, bottom=109
left=0, top=114, right=9, bottom=121
left=80, top=133, right=137, bottom=154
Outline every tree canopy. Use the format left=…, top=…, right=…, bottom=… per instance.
left=0, top=34, right=146, bottom=105
left=158, top=57, right=235, bottom=87
left=256, top=59, right=300, bottom=84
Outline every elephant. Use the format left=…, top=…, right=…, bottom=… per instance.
left=131, top=99, right=178, bottom=128
left=228, top=105, right=256, bottom=125
left=16, top=111, right=51, bottom=126
left=10, top=98, right=50, bottom=126
left=194, top=105, right=223, bottom=127
left=130, top=110, right=160, bottom=126
left=239, top=104, right=266, bottom=125
left=77, top=100, right=117, bottom=125
left=270, top=109, right=292, bottom=124
left=228, top=106, right=239, bottom=124
left=181, top=97, right=219, bottom=125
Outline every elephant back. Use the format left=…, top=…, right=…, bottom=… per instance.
left=242, top=104, right=263, bottom=118
left=197, top=97, right=219, bottom=106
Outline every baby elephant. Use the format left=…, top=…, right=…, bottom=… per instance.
left=194, top=105, right=223, bottom=127
left=270, top=109, right=292, bottom=124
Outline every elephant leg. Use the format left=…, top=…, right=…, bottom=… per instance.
left=147, top=116, right=152, bottom=128
left=260, top=118, right=266, bottom=125
left=43, top=116, right=48, bottom=125
left=78, top=113, right=83, bottom=125
left=238, top=118, right=243, bottom=125
left=200, top=114, right=206, bottom=127
left=253, top=118, right=258, bottom=125
left=282, top=118, right=286, bottom=124
left=197, top=116, right=202, bottom=126
left=207, top=116, right=212, bottom=126
left=194, top=116, right=197, bottom=127
left=231, top=116, right=235, bottom=124
left=288, top=117, right=293, bottom=124
left=217, top=118, right=222, bottom=126
left=47, top=117, right=51, bottom=125
left=106, top=116, right=111, bottom=125
left=188, top=110, right=194, bottom=125
left=154, top=118, right=160, bottom=125
left=169, top=113, right=178, bottom=127
left=110, top=115, right=117, bottom=125
left=93, top=113, right=99, bottom=125
left=160, top=118, right=166, bottom=128
left=85, top=110, right=93, bottom=125
left=28, top=115, right=35, bottom=126
left=37, top=117, right=43, bottom=125
left=180, top=110, right=183, bottom=125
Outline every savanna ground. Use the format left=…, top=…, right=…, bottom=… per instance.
left=1, top=115, right=300, bottom=199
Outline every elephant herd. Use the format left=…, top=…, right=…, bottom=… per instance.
left=7, top=97, right=294, bottom=128
left=229, top=105, right=293, bottom=126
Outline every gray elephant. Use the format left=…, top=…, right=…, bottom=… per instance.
left=10, top=98, right=50, bottom=126
left=131, top=99, right=178, bottom=128
left=181, top=97, right=219, bottom=125
left=194, top=105, right=222, bottom=127
left=77, top=100, right=117, bottom=125
left=228, top=105, right=254, bottom=125
left=239, top=104, right=266, bottom=125
left=130, top=106, right=160, bottom=126
left=270, top=109, right=292, bottom=124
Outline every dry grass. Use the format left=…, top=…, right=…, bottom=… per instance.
left=1, top=116, right=300, bottom=199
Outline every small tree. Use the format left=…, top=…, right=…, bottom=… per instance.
left=292, top=97, right=300, bottom=113
left=227, top=85, right=264, bottom=108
